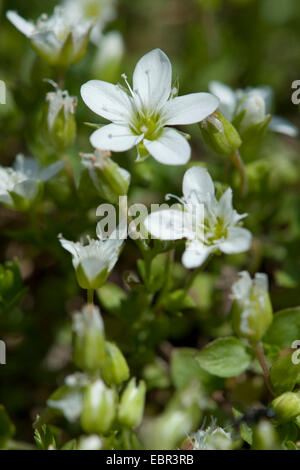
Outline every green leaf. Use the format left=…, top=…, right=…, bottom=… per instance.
left=61, top=439, right=77, bottom=450
left=195, top=337, right=252, bottom=378
left=270, top=352, right=300, bottom=394
left=171, top=348, right=203, bottom=390
left=34, top=424, right=57, bottom=450
left=97, top=282, right=127, bottom=315
left=264, top=307, right=300, bottom=349
left=137, top=252, right=168, bottom=293
left=0, top=405, right=15, bottom=449
left=232, top=407, right=253, bottom=445
left=163, top=289, right=196, bottom=313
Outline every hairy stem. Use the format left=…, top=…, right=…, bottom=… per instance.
left=87, top=289, right=94, bottom=305
left=231, top=150, right=248, bottom=197
left=255, top=341, right=273, bottom=395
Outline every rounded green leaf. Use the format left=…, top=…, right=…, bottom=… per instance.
left=195, top=337, right=252, bottom=378
left=264, top=307, right=300, bottom=349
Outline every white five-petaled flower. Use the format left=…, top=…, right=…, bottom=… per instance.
left=144, top=166, right=252, bottom=269
left=0, top=154, right=65, bottom=208
left=81, top=49, right=219, bottom=165
left=6, top=7, right=93, bottom=66
left=209, top=81, right=298, bottom=137
left=58, top=225, right=123, bottom=289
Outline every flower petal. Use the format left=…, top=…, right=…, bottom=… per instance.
left=182, top=241, right=213, bottom=269
left=182, top=166, right=215, bottom=203
left=39, top=161, right=65, bottom=182
left=269, top=116, right=298, bottom=137
left=90, top=124, right=143, bottom=152
left=209, top=81, right=237, bottom=121
left=164, top=93, right=219, bottom=125
left=133, top=48, right=172, bottom=110
left=81, top=80, right=132, bottom=123
left=144, top=128, right=190, bottom=165
left=219, top=227, right=252, bottom=254
left=6, top=11, right=35, bottom=37
left=144, top=209, right=194, bottom=240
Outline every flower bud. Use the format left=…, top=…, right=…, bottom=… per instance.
left=271, top=392, right=300, bottom=422
left=77, top=435, right=103, bottom=450
left=199, top=111, right=242, bottom=156
left=184, top=424, right=233, bottom=450
left=101, top=342, right=130, bottom=386
left=72, top=304, right=106, bottom=372
left=118, top=378, right=146, bottom=428
left=92, top=31, right=124, bottom=82
left=252, top=420, right=280, bottom=450
left=81, top=151, right=130, bottom=204
left=81, top=379, right=117, bottom=434
left=75, top=259, right=109, bottom=290
left=44, top=82, right=77, bottom=151
left=231, top=271, right=273, bottom=344
left=234, top=94, right=271, bottom=140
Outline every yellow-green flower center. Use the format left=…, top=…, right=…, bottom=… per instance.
left=130, top=111, right=163, bottom=140
left=205, top=216, right=228, bottom=244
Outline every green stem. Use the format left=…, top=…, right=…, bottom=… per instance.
left=230, top=149, right=248, bottom=197
left=255, top=341, right=273, bottom=395
left=87, top=289, right=94, bottom=305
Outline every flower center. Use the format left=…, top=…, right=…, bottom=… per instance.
left=205, top=216, right=228, bottom=245
left=130, top=111, right=163, bottom=140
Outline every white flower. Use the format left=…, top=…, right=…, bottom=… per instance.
left=81, top=49, right=219, bottom=165
left=0, top=154, right=64, bottom=208
left=62, top=0, right=117, bottom=45
left=45, top=80, right=77, bottom=131
left=58, top=226, right=123, bottom=289
left=144, top=166, right=252, bottom=269
left=6, top=7, right=93, bottom=66
left=189, top=421, right=232, bottom=450
left=209, top=81, right=298, bottom=137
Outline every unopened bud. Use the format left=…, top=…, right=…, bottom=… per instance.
left=234, top=94, right=271, bottom=140
left=199, top=111, right=242, bottom=156
left=81, top=379, right=117, bottom=434
left=252, top=420, right=280, bottom=450
left=72, top=304, right=106, bottom=372
left=101, top=342, right=130, bottom=386
left=272, top=392, right=300, bottom=422
left=118, top=378, right=146, bottom=428
left=44, top=81, right=77, bottom=151
left=81, top=150, right=130, bottom=203
left=231, top=271, right=273, bottom=344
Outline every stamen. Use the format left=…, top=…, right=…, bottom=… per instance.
left=165, top=193, right=185, bottom=205
left=121, top=73, right=135, bottom=97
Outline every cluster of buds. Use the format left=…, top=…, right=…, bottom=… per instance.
left=70, top=304, right=146, bottom=435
